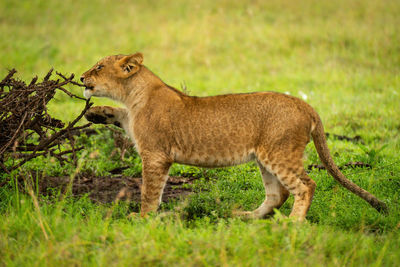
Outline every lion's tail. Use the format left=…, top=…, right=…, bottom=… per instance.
left=311, top=116, right=388, bottom=213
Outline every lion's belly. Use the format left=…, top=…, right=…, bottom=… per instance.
left=172, top=146, right=256, bottom=168
left=170, top=121, right=258, bottom=167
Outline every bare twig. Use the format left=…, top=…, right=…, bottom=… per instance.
left=0, top=69, right=92, bottom=173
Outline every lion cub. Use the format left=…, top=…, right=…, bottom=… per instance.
left=81, top=53, right=387, bottom=220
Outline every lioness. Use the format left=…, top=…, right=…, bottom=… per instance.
left=81, top=53, right=387, bottom=220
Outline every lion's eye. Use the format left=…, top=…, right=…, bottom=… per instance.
left=96, top=65, right=104, bottom=71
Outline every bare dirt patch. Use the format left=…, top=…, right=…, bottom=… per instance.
left=38, top=174, right=195, bottom=203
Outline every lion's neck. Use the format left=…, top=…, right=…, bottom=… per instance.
left=121, top=66, right=183, bottom=115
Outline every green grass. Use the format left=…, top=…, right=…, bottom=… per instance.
left=1, top=0, right=400, bottom=265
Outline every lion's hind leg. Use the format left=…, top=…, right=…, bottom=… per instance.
left=234, top=160, right=289, bottom=219
left=258, top=153, right=316, bottom=221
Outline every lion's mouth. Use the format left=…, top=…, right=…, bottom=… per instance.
left=85, top=85, right=94, bottom=91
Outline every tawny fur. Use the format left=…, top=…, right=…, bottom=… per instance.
left=81, top=53, right=387, bottom=220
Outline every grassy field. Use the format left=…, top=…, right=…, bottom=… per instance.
left=1, top=0, right=400, bottom=266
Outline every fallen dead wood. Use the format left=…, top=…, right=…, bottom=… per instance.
left=325, top=132, right=363, bottom=143
left=308, top=161, right=372, bottom=171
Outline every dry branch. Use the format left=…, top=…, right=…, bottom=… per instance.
left=0, top=69, right=92, bottom=174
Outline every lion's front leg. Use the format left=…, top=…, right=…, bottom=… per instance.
left=140, top=151, right=172, bottom=217
left=85, top=106, right=129, bottom=129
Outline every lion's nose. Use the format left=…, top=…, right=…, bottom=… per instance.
left=80, top=76, right=85, bottom=83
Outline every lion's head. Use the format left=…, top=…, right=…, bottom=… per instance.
left=80, top=53, right=144, bottom=100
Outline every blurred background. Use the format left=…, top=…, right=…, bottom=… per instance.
left=0, top=0, right=399, bottom=133
left=1, top=2, right=400, bottom=263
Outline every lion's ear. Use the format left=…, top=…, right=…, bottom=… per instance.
left=116, top=53, right=143, bottom=78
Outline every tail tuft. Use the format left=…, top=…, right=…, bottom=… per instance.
left=373, top=199, right=388, bottom=214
